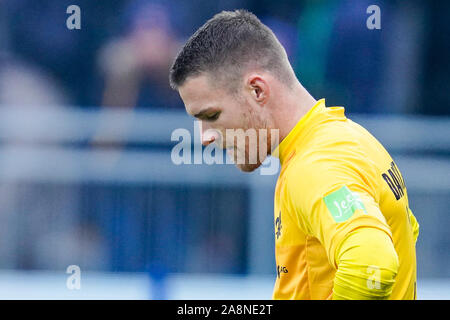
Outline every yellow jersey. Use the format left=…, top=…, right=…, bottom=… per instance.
left=272, top=99, right=419, bottom=300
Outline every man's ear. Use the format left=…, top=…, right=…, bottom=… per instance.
left=247, top=74, right=269, bottom=105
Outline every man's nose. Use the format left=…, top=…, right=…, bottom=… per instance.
left=200, top=122, right=220, bottom=146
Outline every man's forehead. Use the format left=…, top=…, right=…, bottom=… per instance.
left=180, top=74, right=215, bottom=96
left=179, top=74, right=220, bottom=115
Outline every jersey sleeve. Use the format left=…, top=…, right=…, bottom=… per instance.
left=286, top=158, right=393, bottom=269
left=332, top=227, right=399, bottom=299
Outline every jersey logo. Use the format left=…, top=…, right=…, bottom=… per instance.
left=277, top=265, right=288, bottom=278
left=323, top=186, right=367, bottom=222
left=275, top=211, right=282, bottom=240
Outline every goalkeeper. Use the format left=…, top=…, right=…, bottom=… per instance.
left=169, top=10, right=419, bottom=299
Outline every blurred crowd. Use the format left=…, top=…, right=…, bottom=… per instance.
left=0, top=0, right=448, bottom=275
left=0, top=0, right=449, bottom=115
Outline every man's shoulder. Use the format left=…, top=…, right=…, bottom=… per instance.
left=311, top=116, right=369, bottom=144
left=298, top=117, right=380, bottom=162
left=282, top=122, right=374, bottom=189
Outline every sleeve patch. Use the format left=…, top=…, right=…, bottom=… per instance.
left=323, top=186, right=367, bottom=223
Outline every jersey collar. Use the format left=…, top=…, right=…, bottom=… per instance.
left=272, top=98, right=326, bottom=166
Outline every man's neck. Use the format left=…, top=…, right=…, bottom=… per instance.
left=273, top=82, right=317, bottom=144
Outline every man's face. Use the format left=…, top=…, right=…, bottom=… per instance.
left=178, top=74, right=270, bottom=172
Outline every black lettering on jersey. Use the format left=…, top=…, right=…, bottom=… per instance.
left=388, top=168, right=404, bottom=198
left=382, top=161, right=406, bottom=201
left=391, top=161, right=406, bottom=189
left=275, top=211, right=282, bottom=240
left=277, top=265, right=288, bottom=278
left=382, top=173, right=400, bottom=200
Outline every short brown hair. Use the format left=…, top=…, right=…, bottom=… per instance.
left=169, top=9, right=295, bottom=91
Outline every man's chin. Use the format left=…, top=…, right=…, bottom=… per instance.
left=235, top=162, right=262, bottom=173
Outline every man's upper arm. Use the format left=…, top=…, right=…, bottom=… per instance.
left=332, top=227, right=399, bottom=299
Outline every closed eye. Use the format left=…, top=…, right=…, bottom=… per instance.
left=205, top=112, right=220, bottom=122
left=193, top=107, right=221, bottom=122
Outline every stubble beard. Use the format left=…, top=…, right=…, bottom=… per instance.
left=230, top=113, right=272, bottom=173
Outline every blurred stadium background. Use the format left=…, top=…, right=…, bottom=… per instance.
left=0, top=0, right=448, bottom=299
